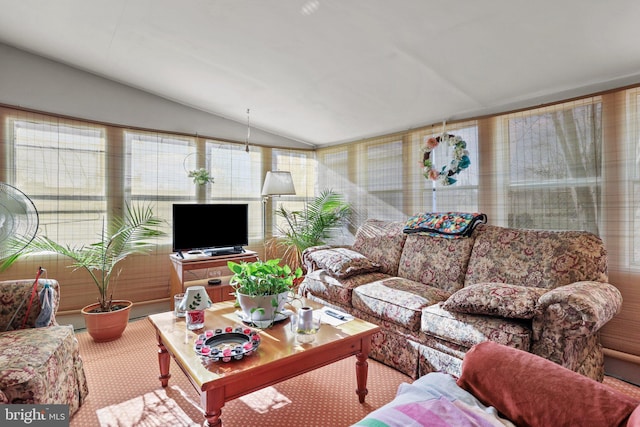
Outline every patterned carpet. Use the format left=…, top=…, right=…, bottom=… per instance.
left=70, top=318, right=640, bottom=426
left=70, top=318, right=410, bottom=426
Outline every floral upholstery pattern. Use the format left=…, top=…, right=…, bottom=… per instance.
left=369, top=328, right=420, bottom=378
left=443, top=283, right=547, bottom=319
left=302, top=292, right=422, bottom=378
left=421, top=303, right=532, bottom=351
left=532, top=281, right=622, bottom=339
left=0, top=279, right=60, bottom=330
left=352, top=219, right=407, bottom=275
left=530, top=281, right=622, bottom=381
left=299, top=218, right=621, bottom=382
left=397, top=233, right=476, bottom=293
left=352, top=277, right=450, bottom=331
left=465, top=224, right=608, bottom=288
left=303, top=247, right=380, bottom=278
left=0, top=279, right=88, bottom=414
left=299, top=269, right=390, bottom=307
left=418, top=344, right=465, bottom=378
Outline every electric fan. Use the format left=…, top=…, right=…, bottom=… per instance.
left=0, top=183, right=39, bottom=260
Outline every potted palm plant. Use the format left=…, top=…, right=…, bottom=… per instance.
left=228, top=258, right=302, bottom=326
left=0, top=203, right=166, bottom=342
left=265, top=189, right=352, bottom=273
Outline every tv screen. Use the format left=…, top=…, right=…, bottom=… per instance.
left=172, top=204, right=249, bottom=255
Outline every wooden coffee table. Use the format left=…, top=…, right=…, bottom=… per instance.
left=148, top=299, right=381, bottom=426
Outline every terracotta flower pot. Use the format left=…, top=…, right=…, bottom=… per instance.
left=81, top=300, right=132, bottom=342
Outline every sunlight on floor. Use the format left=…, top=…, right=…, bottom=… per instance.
left=238, top=386, right=292, bottom=414
left=96, top=386, right=201, bottom=427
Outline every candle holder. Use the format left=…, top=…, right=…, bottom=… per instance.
left=179, top=286, right=212, bottom=330
left=293, top=306, right=321, bottom=343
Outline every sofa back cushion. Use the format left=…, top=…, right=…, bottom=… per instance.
left=352, top=219, right=407, bottom=276
left=465, top=224, right=608, bottom=289
left=398, top=233, right=476, bottom=293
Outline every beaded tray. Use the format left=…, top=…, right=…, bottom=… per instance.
left=194, top=326, right=261, bottom=362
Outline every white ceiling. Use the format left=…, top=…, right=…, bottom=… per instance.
left=1, top=0, right=639, bottom=147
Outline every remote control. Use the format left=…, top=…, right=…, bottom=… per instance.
left=325, top=309, right=346, bottom=320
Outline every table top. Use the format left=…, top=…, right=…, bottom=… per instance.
left=148, top=299, right=380, bottom=395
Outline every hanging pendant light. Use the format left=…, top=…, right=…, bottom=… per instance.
left=245, top=108, right=251, bottom=153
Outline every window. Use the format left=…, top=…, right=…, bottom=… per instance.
left=417, top=124, right=479, bottom=213
left=318, top=149, right=349, bottom=194
left=269, top=149, right=315, bottom=237
left=125, top=132, right=196, bottom=243
left=11, top=117, right=106, bottom=244
left=127, top=132, right=195, bottom=199
left=207, top=141, right=264, bottom=242
left=364, top=139, right=404, bottom=219
left=505, top=100, right=602, bottom=233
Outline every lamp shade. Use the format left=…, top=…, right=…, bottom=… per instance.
left=261, top=171, right=296, bottom=196
left=178, top=286, right=212, bottom=311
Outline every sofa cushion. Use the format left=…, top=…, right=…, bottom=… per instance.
left=303, top=247, right=380, bottom=278
left=443, top=283, right=546, bottom=319
left=352, top=219, right=407, bottom=276
left=352, top=278, right=450, bottom=331
left=465, top=224, right=608, bottom=289
left=457, top=341, right=640, bottom=427
left=299, top=269, right=391, bottom=307
left=421, top=303, right=532, bottom=351
left=398, top=233, right=476, bottom=293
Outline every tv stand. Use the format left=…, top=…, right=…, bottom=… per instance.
left=169, top=250, right=258, bottom=308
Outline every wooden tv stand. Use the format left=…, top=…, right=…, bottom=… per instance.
left=169, top=250, right=258, bottom=306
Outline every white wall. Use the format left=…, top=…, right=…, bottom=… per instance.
left=0, top=42, right=307, bottom=149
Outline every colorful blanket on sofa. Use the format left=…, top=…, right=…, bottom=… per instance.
left=403, top=212, right=487, bottom=239
left=352, top=372, right=513, bottom=427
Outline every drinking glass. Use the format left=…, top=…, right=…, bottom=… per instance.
left=174, top=293, right=186, bottom=318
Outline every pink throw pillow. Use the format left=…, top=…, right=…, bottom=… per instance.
left=457, top=341, right=639, bottom=427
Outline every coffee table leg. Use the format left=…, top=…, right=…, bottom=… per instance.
left=156, top=331, right=171, bottom=387
left=202, top=387, right=225, bottom=427
left=355, top=337, right=372, bottom=403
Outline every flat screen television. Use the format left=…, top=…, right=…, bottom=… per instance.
left=172, top=203, right=248, bottom=256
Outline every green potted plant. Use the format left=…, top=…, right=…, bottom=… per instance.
left=0, top=203, right=166, bottom=342
left=228, top=258, right=302, bottom=326
left=266, top=189, right=352, bottom=273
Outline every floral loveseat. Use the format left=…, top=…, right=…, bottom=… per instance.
left=0, top=278, right=89, bottom=415
left=299, top=217, right=622, bottom=381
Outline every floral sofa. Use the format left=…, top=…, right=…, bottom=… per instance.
left=299, top=217, right=623, bottom=381
left=0, top=278, right=89, bottom=415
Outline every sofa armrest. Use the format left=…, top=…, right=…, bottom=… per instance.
left=0, top=279, right=60, bottom=330
left=301, top=245, right=351, bottom=273
left=533, top=281, right=622, bottom=341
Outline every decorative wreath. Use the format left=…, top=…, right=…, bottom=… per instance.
left=422, top=133, right=471, bottom=186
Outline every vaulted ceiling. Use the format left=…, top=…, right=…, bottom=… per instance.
left=1, top=0, right=639, bottom=147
